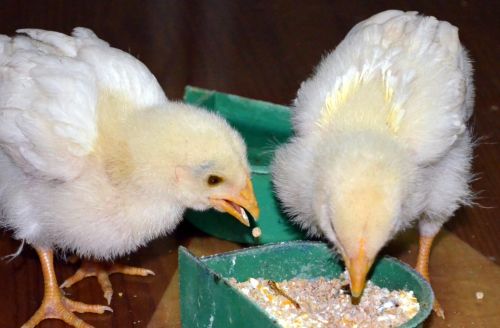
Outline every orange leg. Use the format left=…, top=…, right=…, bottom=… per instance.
left=61, top=261, right=154, bottom=305
left=21, top=247, right=112, bottom=328
left=416, top=234, right=445, bottom=319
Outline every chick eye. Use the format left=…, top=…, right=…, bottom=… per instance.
left=207, top=175, right=223, bottom=186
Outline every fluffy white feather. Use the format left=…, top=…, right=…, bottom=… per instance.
left=0, top=28, right=256, bottom=260
left=272, top=10, right=473, bottom=301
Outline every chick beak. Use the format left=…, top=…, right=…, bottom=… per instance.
left=210, top=176, right=260, bottom=226
left=345, top=241, right=374, bottom=299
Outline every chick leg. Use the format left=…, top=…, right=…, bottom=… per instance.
left=415, top=234, right=445, bottom=319
left=61, top=261, right=154, bottom=304
left=22, top=247, right=112, bottom=328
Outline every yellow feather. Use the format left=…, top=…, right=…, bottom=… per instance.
left=93, top=90, right=135, bottom=184
left=317, top=71, right=403, bottom=134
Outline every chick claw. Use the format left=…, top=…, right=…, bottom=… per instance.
left=61, top=261, right=154, bottom=305
left=21, top=295, right=112, bottom=328
left=22, top=247, right=112, bottom=328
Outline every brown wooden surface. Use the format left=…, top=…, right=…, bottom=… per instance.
left=0, top=1, right=498, bottom=327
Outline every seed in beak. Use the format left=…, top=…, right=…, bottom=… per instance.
left=252, top=227, right=262, bottom=238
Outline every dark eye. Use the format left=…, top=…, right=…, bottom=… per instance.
left=207, top=175, right=223, bottom=186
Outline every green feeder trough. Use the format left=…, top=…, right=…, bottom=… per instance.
left=179, top=241, right=434, bottom=328
left=183, top=86, right=307, bottom=244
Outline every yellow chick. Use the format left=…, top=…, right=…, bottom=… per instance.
left=272, top=10, right=473, bottom=318
left=0, top=28, right=258, bottom=327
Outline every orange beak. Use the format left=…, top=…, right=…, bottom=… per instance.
left=344, top=240, right=374, bottom=298
left=210, top=176, right=260, bottom=226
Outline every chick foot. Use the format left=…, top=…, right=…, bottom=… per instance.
left=22, top=247, right=112, bottom=328
left=61, top=261, right=154, bottom=304
left=416, top=234, right=445, bottom=319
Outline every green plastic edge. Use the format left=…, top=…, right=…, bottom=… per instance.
left=179, top=246, right=282, bottom=328
left=179, top=241, right=434, bottom=328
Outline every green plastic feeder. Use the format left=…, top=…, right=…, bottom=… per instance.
left=183, top=86, right=307, bottom=244
left=179, top=241, right=434, bottom=328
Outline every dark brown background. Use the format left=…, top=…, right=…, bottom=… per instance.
left=0, top=1, right=498, bottom=327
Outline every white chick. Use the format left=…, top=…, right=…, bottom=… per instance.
left=0, top=28, right=259, bottom=328
left=272, top=10, right=473, bottom=318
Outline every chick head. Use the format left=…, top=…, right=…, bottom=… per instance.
left=120, top=102, right=259, bottom=225
left=313, top=132, right=411, bottom=298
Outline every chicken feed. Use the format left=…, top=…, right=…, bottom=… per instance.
left=230, top=272, right=419, bottom=328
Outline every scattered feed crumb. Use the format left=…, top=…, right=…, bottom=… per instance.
left=252, top=227, right=262, bottom=238
left=231, top=273, right=419, bottom=328
left=475, top=291, right=484, bottom=300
